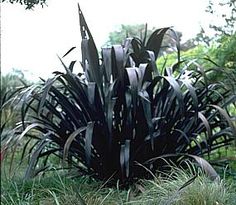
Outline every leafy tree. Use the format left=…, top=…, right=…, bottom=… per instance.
left=193, top=0, right=236, bottom=45
left=1, top=0, right=47, bottom=9
left=107, top=24, right=155, bottom=45
left=194, top=27, right=213, bottom=46
left=159, top=35, right=236, bottom=94
left=1, top=69, right=25, bottom=93
left=107, top=24, right=182, bottom=55
left=211, top=33, right=236, bottom=93
left=213, top=33, right=236, bottom=68
left=1, top=70, right=31, bottom=162
left=1, top=69, right=28, bottom=135
left=189, top=1, right=236, bottom=92
left=206, top=0, right=236, bottom=36
left=157, top=44, right=213, bottom=70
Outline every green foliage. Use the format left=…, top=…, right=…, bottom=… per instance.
left=0, top=70, right=31, bottom=165
left=137, top=164, right=236, bottom=205
left=1, top=0, right=47, bottom=9
left=107, top=24, right=182, bottom=57
left=157, top=45, right=214, bottom=71
left=107, top=24, right=154, bottom=45
left=5, top=5, right=236, bottom=186
left=208, top=146, right=236, bottom=181
left=212, top=33, right=236, bottom=94
left=1, top=161, right=235, bottom=205
left=1, top=69, right=25, bottom=95
left=213, top=33, right=236, bottom=69
left=0, top=70, right=28, bottom=137
left=194, top=27, right=213, bottom=46
left=158, top=34, right=236, bottom=94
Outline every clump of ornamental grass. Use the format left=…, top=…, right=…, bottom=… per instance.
left=130, top=162, right=236, bottom=205
left=1, top=4, right=236, bottom=186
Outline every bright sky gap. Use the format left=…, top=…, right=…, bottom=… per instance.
left=1, top=0, right=215, bottom=81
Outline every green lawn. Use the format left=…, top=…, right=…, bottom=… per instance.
left=1, top=153, right=236, bottom=205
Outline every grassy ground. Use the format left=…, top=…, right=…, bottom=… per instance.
left=207, top=146, right=236, bottom=181
left=1, top=155, right=236, bottom=205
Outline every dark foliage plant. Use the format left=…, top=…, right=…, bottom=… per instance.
left=4, top=5, right=236, bottom=185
